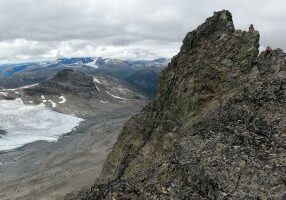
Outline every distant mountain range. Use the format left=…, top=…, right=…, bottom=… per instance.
left=0, top=57, right=169, bottom=97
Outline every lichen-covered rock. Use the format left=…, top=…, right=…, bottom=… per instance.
left=68, top=10, right=286, bottom=199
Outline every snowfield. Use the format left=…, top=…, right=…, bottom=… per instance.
left=5, top=83, right=39, bottom=91
left=48, top=100, right=57, bottom=108
left=0, top=91, right=8, bottom=96
left=106, top=91, right=128, bottom=101
left=85, top=58, right=99, bottom=69
left=93, top=77, right=101, bottom=84
left=0, top=98, right=83, bottom=151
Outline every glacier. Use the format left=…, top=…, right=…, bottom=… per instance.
left=0, top=98, right=83, bottom=151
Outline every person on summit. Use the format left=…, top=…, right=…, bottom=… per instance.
left=265, top=46, right=273, bottom=59
left=249, top=24, right=254, bottom=32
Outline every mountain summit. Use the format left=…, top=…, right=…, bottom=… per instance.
left=24, top=69, right=98, bottom=97
left=69, top=10, right=286, bottom=199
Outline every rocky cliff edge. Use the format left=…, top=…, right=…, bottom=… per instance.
left=68, top=10, right=286, bottom=199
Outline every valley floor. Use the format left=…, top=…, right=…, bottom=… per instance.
left=0, top=105, right=142, bottom=200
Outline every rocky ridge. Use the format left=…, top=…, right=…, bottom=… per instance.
left=68, top=10, right=286, bottom=199
left=0, top=69, right=146, bottom=117
left=0, top=57, right=167, bottom=97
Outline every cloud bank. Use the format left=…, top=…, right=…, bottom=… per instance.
left=0, top=0, right=285, bottom=60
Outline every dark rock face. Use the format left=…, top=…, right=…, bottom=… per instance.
left=24, top=69, right=98, bottom=98
left=68, top=10, right=286, bottom=199
left=125, top=69, right=159, bottom=97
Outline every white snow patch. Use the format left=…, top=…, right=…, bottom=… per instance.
left=86, top=63, right=99, bottom=69
left=93, top=77, right=101, bottom=84
left=95, top=85, right=101, bottom=92
left=100, top=100, right=108, bottom=104
left=93, top=77, right=101, bottom=92
left=40, top=60, right=58, bottom=68
left=118, top=87, right=130, bottom=94
left=0, top=91, right=8, bottom=96
left=15, top=92, right=19, bottom=94
left=48, top=100, right=57, bottom=108
left=42, top=100, right=47, bottom=103
left=6, top=83, right=39, bottom=91
left=86, top=58, right=99, bottom=69
left=106, top=91, right=128, bottom=101
left=41, top=95, right=46, bottom=100
left=18, top=83, right=39, bottom=89
left=28, top=101, right=33, bottom=104
left=0, top=98, right=83, bottom=151
left=59, top=96, right=67, bottom=104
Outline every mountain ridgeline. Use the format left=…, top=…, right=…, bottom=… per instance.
left=68, top=10, right=286, bottom=199
left=0, top=58, right=168, bottom=97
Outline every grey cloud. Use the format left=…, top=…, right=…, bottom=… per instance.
left=0, top=0, right=285, bottom=60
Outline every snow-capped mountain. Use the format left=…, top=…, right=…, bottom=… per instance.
left=0, top=57, right=168, bottom=97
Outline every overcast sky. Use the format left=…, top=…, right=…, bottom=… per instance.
left=0, top=0, right=285, bottom=61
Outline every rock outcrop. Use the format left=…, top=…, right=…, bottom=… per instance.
left=68, top=10, right=286, bottom=199
left=23, top=69, right=98, bottom=97
left=1, top=69, right=147, bottom=118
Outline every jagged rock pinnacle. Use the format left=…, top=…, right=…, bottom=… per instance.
left=181, top=10, right=235, bottom=52
left=68, top=10, right=286, bottom=200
